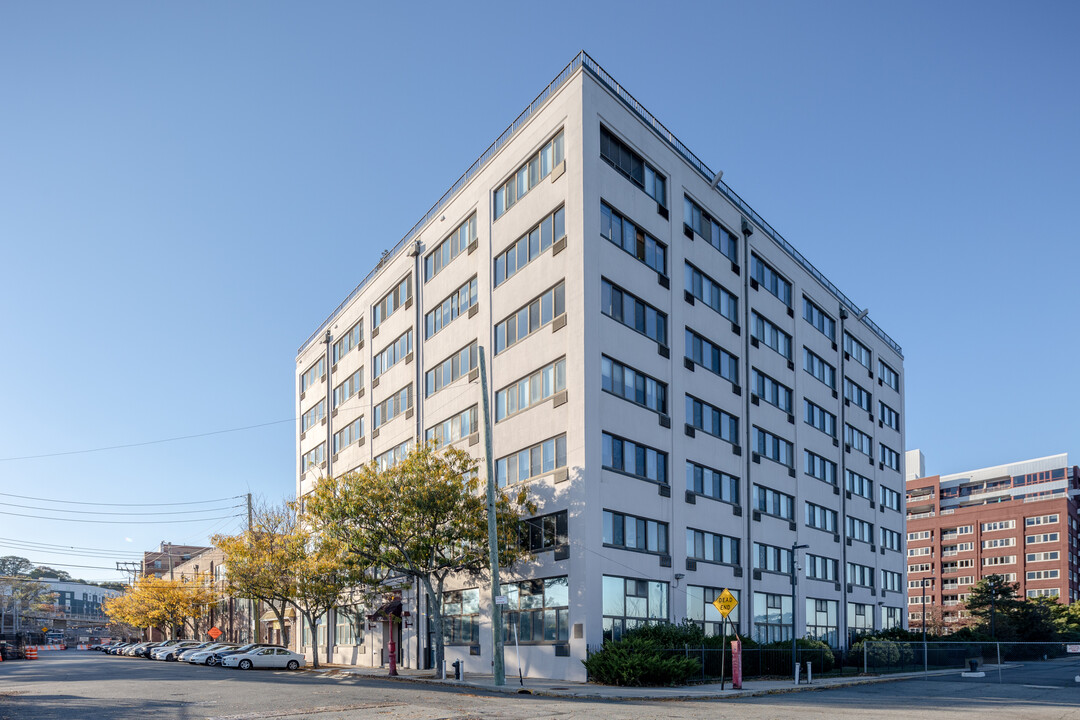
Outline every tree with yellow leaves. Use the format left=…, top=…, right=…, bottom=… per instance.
left=103, top=575, right=217, bottom=640
left=304, top=441, right=533, bottom=676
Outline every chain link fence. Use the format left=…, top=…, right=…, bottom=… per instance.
left=862, top=640, right=1080, bottom=677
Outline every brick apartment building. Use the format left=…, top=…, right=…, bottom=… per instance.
left=905, top=450, right=1080, bottom=630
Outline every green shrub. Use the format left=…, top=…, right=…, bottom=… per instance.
left=583, top=634, right=700, bottom=686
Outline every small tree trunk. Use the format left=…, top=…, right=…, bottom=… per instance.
left=305, top=612, right=319, bottom=669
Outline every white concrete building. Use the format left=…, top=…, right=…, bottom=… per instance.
left=295, top=52, right=906, bottom=681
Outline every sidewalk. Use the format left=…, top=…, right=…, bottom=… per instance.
left=304, top=663, right=988, bottom=701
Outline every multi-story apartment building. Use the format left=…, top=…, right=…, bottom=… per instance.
left=295, top=52, right=906, bottom=681
left=141, top=543, right=211, bottom=580
left=173, top=548, right=256, bottom=644
left=906, top=451, right=1080, bottom=630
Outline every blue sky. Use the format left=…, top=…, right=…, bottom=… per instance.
left=1, top=1, right=1077, bottom=582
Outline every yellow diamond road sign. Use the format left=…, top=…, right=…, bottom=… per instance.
left=711, top=589, right=738, bottom=618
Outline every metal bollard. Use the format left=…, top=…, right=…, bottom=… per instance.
left=806, top=661, right=812, bottom=684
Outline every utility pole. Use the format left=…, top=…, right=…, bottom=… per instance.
left=790, top=543, right=808, bottom=684
left=478, top=347, right=505, bottom=687
left=247, top=493, right=255, bottom=643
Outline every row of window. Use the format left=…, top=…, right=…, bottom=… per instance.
left=495, top=357, right=566, bottom=422
left=494, top=205, right=565, bottom=286
left=494, top=131, right=565, bottom=219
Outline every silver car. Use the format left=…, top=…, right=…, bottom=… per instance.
left=186, top=643, right=238, bottom=666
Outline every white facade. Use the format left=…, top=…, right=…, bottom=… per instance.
left=295, top=53, right=906, bottom=681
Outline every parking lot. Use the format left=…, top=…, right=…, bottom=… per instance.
left=2, top=651, right=1079, bottom=720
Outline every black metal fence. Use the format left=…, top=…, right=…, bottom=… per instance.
left=656, top=646, right=861, bottom=683
left=862, top=641, right=1077, bottom=674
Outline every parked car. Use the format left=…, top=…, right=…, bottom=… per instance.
left=144, top=640, right=179, bottom=659
left=209, top=643, right=284, bottom=666
left=152, top=641, right=201, bottom=661
left=107, top=643, right=134, bottom=655
left=134, top=642, right=165, bottom=658
left=175, top=642, right=216, bottom=662
left=221, top=647, right=305, bottom=671
left=186, top=643, right=239, bottom=666
left=122, top=643, right=149, bottom=656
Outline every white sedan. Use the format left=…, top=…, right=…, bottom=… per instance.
left=186, top=643, right=238, bottom=665
left=221, top=647, right=306, bottom=670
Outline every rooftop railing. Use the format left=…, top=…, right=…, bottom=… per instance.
left=300, top=51, right=905, bottom=358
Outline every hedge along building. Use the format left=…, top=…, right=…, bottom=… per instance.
left=294, top=52, right=906, bottom=681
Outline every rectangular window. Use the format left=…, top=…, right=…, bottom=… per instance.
left=494, top=131, right=565, bottom=219
left=1026, top=514, right=1059, bottom=527
left=806, top=555, right=838, bottom=581
left=686, top=585, right=741, bottom=635
left=805, top=502, right=837, bottom=533
left=332, top=416, right=364, bottom=454
left=601, top=201, right=667, bottom=276
left=844, top=377, right=872, bottom=412
left=685, top=263, right=738, bottom=323
left=804, top=348, right=836, bottom=389
left=846, top=562, right=874, bottom=588
left=604, top=510, right=669, bottom=554
left=753, top=485, right=794, bottom=520
left=441, top=588, right=480, bottom=645
left=1026, top=532, right=1059, bottom=545
left=753, top=592, right=792, bottom=644
left=908, top=546, right=932, bottom=557
left=601, top=278, right=668, bottom=346
left=803, top=297, right=835, bottom=341
left=602, top=432, right=668, bottom=484
left=843, top=332, right=871, bottom=369
left=750, top=254, right=792, bottom=307
left=982, top=520, right=1015, bottom=532
left=425, top=405, right=478, bottom=446
left=373, top=329, right=413, bottom=378
left=520, top=511, right=568, bottom=554
left=846, top=516, right=874, bottom=544
left=300, top=357, right=326, bottom=394
left=374, top=439, right=412, bottom=471
left=686, top=528, right=740, bottom=565
left=1026, top=569, right=1060, bottom=580
left=879, top=443, right=900, bottom=471
left=502, top=576, right=570, bottom=644
left=846, top=470, right=873, bottom=499
left=684, top=195, right=737, bottom=263
left=373, top=384, right=412, bottom=429
left=602, top=575, right=668, bottom=642
left=805, top=598, right=840, bottom=648
left=335, top=607, right=361, bottom=647
left=751, top=311, right=792, bottom=361
left=495, top=281, right=565, bottom=353
left=845, top=424, right=873, bottom=456
left=600, top=126, right=666, bottom=206
left=804, top=399, right=837, bottom=438
left=424, top=213, right=477, bottom=281
left=982, top=537, right=1016, bottom=549
left=495, top=434, right=567, bottom=487
left=879, top=401, right=900, bottom=431
left=908, top=531, right=933, bottom=541
left=496, top=358, right=567, bottom=421
left=602, top=356, right=667, bottom=415
left=685, top=461, right=739, bottom=505
left=878, top=360, right=900, bottom=391
left=301, top=443, right=325, bottom=472
left=805, top=450, right=838, bottom=486
left=425, top=341, right=478, bottom=397
left=494, top=206, right=565, bottom=285
left=425, top=276, right=478, bottom=339
left=880, top=570, right=902, bottom=592
left=685, top=328, right=739, bottom=384
left=1027, top=588, right=1060, bottom=598
left=753, top=542, right=792, bottom=575
left=879, top=486, right=900, bottom=511
left=880, top=528, right=901, bottom=552
left=686, top=395, right=739, bottom=444
left=333, top=321, right=363, bottom=363
left=301, top=400, right=326, bottom=433
left=372, top=275, right=412, bottom=329
left=754, top=427, right=793, bottom=468
left=752, top=369, right=792, bottom=413
left=333, top=368, right=364, bottom=409
left=983, top=555, right=1017, bottom=566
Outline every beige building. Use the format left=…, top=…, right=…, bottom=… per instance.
left=295, top=52, right=906, bottom=680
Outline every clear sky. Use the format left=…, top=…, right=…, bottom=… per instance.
left=1, top=1, right=1077, bottom=583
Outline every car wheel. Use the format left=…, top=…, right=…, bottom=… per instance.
left=205, top=657, right=215, bottom=666
left=286, top=660, right=299, bottom=671
left=239, top=659, right=253, bottom=670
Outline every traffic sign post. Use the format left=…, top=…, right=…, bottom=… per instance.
left=711, top=590, right=738, bottom=690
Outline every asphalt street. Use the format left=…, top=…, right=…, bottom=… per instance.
left=1, top=652, right=1078, bottom=719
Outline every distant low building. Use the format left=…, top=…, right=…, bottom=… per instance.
left=34, top=577, right=123, bottom=629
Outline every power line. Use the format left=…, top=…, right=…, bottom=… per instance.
left=0, top=501, right=245, bottom=517
left=0, top=543, right=145, bottom=560
left=0, top=491, right=244, bottom=507
left=0, top=510, right=245, bottom=524
left=0, top=417, right=296, bottom=462
left=0, top=537, right=146, bottom=554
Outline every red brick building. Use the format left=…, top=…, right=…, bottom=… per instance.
left=905, top=452, right=1079, bottom=631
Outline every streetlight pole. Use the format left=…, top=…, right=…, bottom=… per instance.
left=790, top=543, right=809, bottom=684
left=988, top=576, right=997, bottom=640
